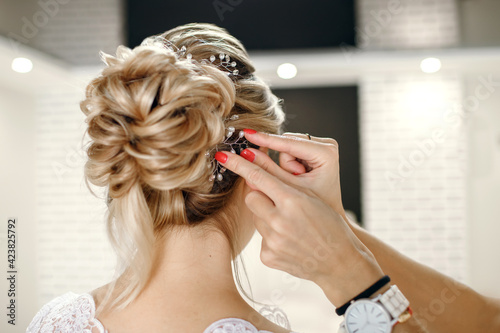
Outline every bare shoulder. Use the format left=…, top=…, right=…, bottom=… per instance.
left=88, top=284, right=294, bottom=333
left=257, top=319, right=293, bottom=333
left=89, top=283, right=112, bottom=306
left=89, top=281, right=126, bottom=310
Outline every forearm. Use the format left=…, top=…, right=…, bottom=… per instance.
left=313, top=222, right=430, bottom=333
left=347, top=219, right=500, bottom=332
left=393, top=316, right=429, bottom=333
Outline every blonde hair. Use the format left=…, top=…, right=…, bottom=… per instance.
left=80, top=23, right=285, bottom=315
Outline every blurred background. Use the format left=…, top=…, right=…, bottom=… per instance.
left=1, top=0, right=499, bottom=332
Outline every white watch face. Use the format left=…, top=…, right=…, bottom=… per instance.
left=344, top=300, right=392, bottom=333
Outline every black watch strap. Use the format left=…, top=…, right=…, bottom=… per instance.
left=335, top=275, right=391, bottom=316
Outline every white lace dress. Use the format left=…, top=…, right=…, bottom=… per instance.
left=26, top=292, right=300, bottom=333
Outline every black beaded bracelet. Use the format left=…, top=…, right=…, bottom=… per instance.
left=335, top=275, right=391, bottom=316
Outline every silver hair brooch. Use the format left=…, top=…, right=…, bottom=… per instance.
left=205, top=114, right=258, bottom=183
left=140, top=35, right=240, bottom=76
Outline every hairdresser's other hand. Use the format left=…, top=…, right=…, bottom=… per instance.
left=214, top=147, right=384, bottom=307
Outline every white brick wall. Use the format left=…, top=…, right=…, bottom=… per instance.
left=356, top=0, right=467, bottom=281
left=30, top=0, right=124, bottom=65
left=356, top=0, right=460, bottom=49
left=360, top=73, right=467, bottom=281
left=29, top=0, right=125, bottom=306
left=34, top=72, right=116, bottom=305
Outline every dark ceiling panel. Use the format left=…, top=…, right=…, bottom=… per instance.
left=126, top=0, right=355, bottom=50
left=273, top=86, right=362, bottom=223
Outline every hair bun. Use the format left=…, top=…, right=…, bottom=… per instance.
left=81, top=44, right=236, bottom=198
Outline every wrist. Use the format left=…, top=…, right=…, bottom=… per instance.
left=367, top=282, right=391, bottom=298
left=316, top=247, right=385, bottom=307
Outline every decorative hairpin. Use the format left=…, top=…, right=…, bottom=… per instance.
left=205, top=114, right=252, bottom=182
left=140, top=35, right=240, bottom=77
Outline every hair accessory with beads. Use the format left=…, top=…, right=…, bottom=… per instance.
left=140, top=35, right=240, bottom=77
left=205, top=114, right=259, bottom=183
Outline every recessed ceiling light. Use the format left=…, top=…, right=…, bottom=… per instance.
left=420, top=57, right=441, bottom=74
left=12, top=57, right=33, bottom=73
left=277, top=63, right=297, bottom=79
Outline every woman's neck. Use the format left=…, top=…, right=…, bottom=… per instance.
left=142, top=226, right=241, bottom=300
left=93, top=226, right=263, bottom=332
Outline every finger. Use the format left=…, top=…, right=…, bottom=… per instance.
left=243, top=130, right=336, bottom=169
left=244, top=178, right=259, bottom=191
left=279, top=152, right=307, bottom=174
left=245, top=189, right=275, bottom=218
left=259, top=238, right=276, bottom=269
left=282, top=132, right=338, bottom=146
left=246, top=190, right=274, bottom=237
left=215, top=150, right=294, bottom=205
left=280, top=133, right=338, bottom=174
left=242, top=148, right=297, bottom=184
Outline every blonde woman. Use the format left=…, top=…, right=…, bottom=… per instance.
left=26, top=23, right=296, bottom=333
left=27, top=21, right=492, bottom=333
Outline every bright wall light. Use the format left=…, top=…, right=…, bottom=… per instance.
left=277, top=63, right=297, bottom=79
left=420, top=57, right=441, bottom=74
left=12, top=58, right=33, bottom=73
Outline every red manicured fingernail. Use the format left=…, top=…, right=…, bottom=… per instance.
left=243, top=128, right=257, bottom=135
left=292, top=172, right=300, bottom=175
left=240, top=149, right=255, bottom=162
left=214, top=151, right=228, bottom=163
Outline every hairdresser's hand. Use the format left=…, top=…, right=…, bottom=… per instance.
left=214, top=142, right=384, bottom=307
left=243, top=131, right=348, bottom=221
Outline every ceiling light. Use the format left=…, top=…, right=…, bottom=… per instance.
left=12, top=57, right=33, bottom=73
left=420, top=57, right=441, bottom=74
left=277, top=63, right=297, bottom=79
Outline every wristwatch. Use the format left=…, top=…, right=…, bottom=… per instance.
left=338, top=285, right=412, bottom=333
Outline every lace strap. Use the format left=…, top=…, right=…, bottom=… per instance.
left=26, top=292, right=106, bottom=333
left=203, top=318, right=272, bottom=333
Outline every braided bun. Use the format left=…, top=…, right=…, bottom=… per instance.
left=82, top=44, right=235, bottom=199
left=81, top=23, right=285, bottom=314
